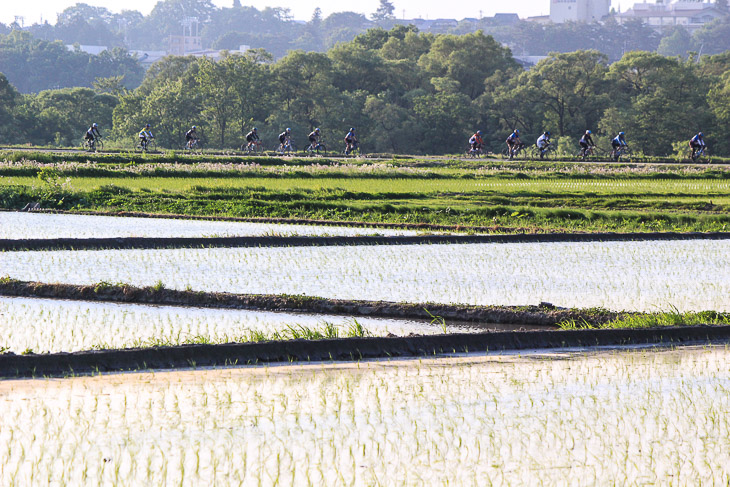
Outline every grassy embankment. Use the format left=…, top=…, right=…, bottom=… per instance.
left=1, top=154, right=730, bottom=233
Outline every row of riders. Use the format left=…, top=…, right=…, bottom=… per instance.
left=469, top=129, right=709, bottom=160
left=84, top=122, right=708, bottom=160
left=84, top=124, right=360, bottom=154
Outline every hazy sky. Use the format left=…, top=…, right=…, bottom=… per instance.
left=1, top=0, right=622, bottom=25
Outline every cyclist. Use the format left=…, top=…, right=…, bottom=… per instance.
left=689, top=132, right=706, bottom=159
left=469, top=130, right=483, bottom=153
left=185, top=126, right=198, bottom=149
left=84, top=123, right=101, bottom=148
left=308, top=128, right=321, bottom=149
left=536, top=131, right=551, bottom=157
left=245, top=127, right=260, bottom=150
left=278, top=128, right=292, bottom=151
left=611, top=131, right=628, bottom=155
left=505, top=129, right=522, bottom=157
left=579, top=130, right=595, bottom=156
left=139, top=124, right=154, bottom=149
left=345, top=127, right=358, bottom=154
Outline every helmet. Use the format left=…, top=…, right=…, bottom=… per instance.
left=699, top=132, right=704, bottom=137
left=619, top=132, right=625, bottom=137
left=192, top=125, right=196, bottom=130
left=586, top=130, right=592, bottom=135
left=544, top=131, right=550, bottom=136
left=253, top=127, right=257, bottom=131
left=286, top=128, right=291, bottom=132
left=92, top=123, right=97, bottom=128
left=476, top=130, right=482, bottom=135
left=515, top=129, right=520, bottom=135
left=350, top=127, right=355, bottom=132
left=146, top=124, right=151, bottom=128
left=315, top=128, right=320, bottom=133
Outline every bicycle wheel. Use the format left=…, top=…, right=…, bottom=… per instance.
left=95, top=138, right=104, bottom=152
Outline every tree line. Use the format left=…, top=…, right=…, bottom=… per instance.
left=2, top=0, right=729, bottom=93
left=2, top=26, right=730, bottom=156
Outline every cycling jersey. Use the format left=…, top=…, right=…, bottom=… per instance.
left=469, top=134, right=483, bottom=146
left=612, top=135, right=627, bottom=147
left=139, top=128, right=153, bottom=139
left=506, top=132, right=520, bottom=144
left=185, top=129, right=196, bottom=140
left=279, top=132, right=290, bottom=143
left=246, top=131, right=259, bottom=142
left=690, top=134, right=705, bottom=147
left=345, top=131, right=356, bottom=142
left=85, top=126, right=100, bottom=139
left=308, top=131, right=319, bottom=142
left=580, top=134, right=594, bottom=147
left=537, top=134, right=550, bottom=148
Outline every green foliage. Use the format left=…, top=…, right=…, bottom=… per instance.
left=0, top=31, right=143, bottom=93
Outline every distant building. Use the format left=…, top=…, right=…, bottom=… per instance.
left=129, top=50, right=167, bottom=68
left=514, top=55, right=550, bottom=68
left=615, top=1, right=724, bottom=32
left=493, top=13, right=521, bottom=24
left=550, top=0, right=611, bottom=23
left=168, top=35, right=203, bottom=56
left=65, top=45, right=108, bottom=56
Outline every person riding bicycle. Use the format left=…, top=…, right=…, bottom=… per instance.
left=308, top=128, right=321, bottom=148
left=611, top=132, right=628, bottom=152
left=245, top=127, right=260, bottom=150
left=506, top=129, right=522, bottom=155
left=345, top=128, right=358, bottom=153
left=469, top=130, right=483, bottom=152
left=536, top=131, right=551, bottom=156
left=139, top=124, right=154, bottom=148
left=84, top=123, right=101, bottom=147
left=689, top=132, right=706, bottom=158
left=185, top=126, right=198, bottom=148
left=579, top=130, right=595, bottom=154
left=278, top=128, right=292, bottom=150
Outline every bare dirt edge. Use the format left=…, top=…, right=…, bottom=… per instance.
left=1, top=326, right=729, bottom=378
left=2, top=231, right=730, bottom=251
left=0, top=280, right=624, bottom=326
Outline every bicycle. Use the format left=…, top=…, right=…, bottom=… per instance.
left=242, top=140, right=264, bottom=155
left=501, top=142, right=525, bottom=160
left=135, top=137, right=156, bottom=153
left=690, top=146, right=710, bottom=163
left=531, top=144, right=555, bottom=160
left=304, top=141, right=327, bottom=157
left=184, top=138, right=202, bottom=153
left=610, top=146, right=631, bottom=162
left=275, top=140, right=295, bottom=156
left=577, top=145, right=605, bottom=161
left=84, top=135, right=103, bottom=152
left=343, top=141, right=362, bottom=157
left=466, top=146, right=484, bottom=158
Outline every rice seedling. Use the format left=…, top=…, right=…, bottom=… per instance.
left=0, top=346, right=727, bottom=484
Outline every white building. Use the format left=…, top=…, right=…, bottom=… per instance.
left=616, top=1, right=724, bottom=32
left=550, top=0, right=611, bottom=23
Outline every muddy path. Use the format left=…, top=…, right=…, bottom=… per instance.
left=0, top=280, right=617, bottom=326
left=1, top=325, right=729, bottom=378
left=2, top=231, right=729, bottom=252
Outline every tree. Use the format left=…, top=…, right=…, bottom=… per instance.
left=372, top=1, right=396, bottom=22
left=195, top=57, right=238, bottom=146
left=0, top=73, right=21, bottom=142
left=657, top=26, right=694, bottom=57
left=418, top=31, right=519, bottom=99
left=604, top=51, right=711, bottom=154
